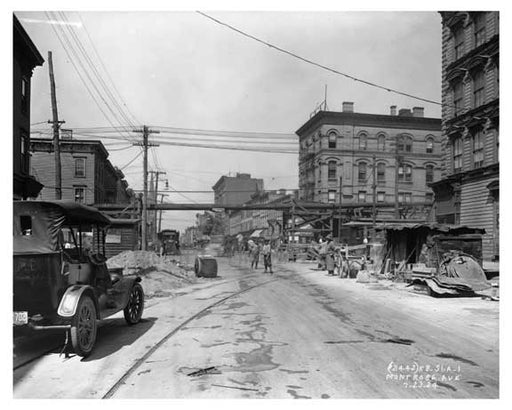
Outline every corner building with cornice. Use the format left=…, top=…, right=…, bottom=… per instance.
left=296, top=102, right=442, bottom=242
left=431, top=12, right=499, bottom=262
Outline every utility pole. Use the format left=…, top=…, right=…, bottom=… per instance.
left=149, top=170, right=166, bottom=241
left=133, top=125, right=160, bottom=251
left=394, top=136, right=401, bottom=219
left=338, top=176, right=343, bottom=240
left=47, top=51, right=65, bottom=200
left=372, top=155, right=377, bottom=234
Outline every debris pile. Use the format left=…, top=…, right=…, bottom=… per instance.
left=408, top=252, right=491, bottom=297
left=107, top=251, right=197, bottom=299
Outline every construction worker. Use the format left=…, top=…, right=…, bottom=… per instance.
left=262, top=239, right=273, bottom=274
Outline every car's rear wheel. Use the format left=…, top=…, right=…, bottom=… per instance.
left=124, top=283, right=144, bottom=325
left=70, top=295, right=97, bottom=357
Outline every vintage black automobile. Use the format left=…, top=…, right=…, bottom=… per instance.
left=13, top=201, right=144, bottom=357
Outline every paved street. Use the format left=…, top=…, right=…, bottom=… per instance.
left=13, top=256, right=499, bottom=399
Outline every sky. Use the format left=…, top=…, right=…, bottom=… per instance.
left=15, top=10, right=443, bottom=231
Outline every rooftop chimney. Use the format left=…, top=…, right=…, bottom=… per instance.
left=390, top=105, right=397, bottom=116
left=342, top=101, right=354, bottom=113
left=412, top=107, right=425, bottom=117
left=398, top=108, right=412, bottom=117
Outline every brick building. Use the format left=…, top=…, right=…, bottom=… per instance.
left=431, top=12, right=499, bottom=262
left=227, top=190, right=297, bottom=237
left=30, top=137, right=133, bottom=205
left=296, top=103, right=442, bottom=237
left=212, top=173, right=264, bottom=206
left=13, top=15, right=44, bottom=199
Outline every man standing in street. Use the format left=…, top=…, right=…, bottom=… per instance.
left=250, top=239, right=261, bottom=269
left=262, top=239, right=273, bottom=274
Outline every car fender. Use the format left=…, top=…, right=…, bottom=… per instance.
left=57, top=285, right=99, bottom=319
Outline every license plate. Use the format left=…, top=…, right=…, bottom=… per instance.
left=13, top=311, right=28, bottom=326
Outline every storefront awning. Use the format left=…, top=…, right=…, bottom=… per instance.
left=250, top=229, right=263, bottom=238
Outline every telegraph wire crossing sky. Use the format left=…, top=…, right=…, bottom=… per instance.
left=18, top=10, right=442, bottom=230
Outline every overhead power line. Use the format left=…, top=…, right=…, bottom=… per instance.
left=196, top=11, right=442, bottom=107
left=45, top=11, right=136, bottom=144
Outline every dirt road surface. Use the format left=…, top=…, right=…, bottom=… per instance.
left=13, top=255, right=499, bottom=399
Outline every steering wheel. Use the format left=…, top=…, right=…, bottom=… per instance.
left=88, top=253, right=107, bottom=265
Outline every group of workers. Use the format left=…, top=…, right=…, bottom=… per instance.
left=247, top=238, right=273, bottom=274
left=316, top=234, right=367, bottom=278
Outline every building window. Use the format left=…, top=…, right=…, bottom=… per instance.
left=474, top=13, right=487, bottom=47
left=21, top=77, right=28, bottom=115
left=377, top=162, right=386, bottom=183
left=398, top=164, right=412, bottom=182
left=398, top=136, right=413, bottom=152
left=377, top=191, right=385, bottom=203
left=426, top=137, right=434, bottom=154
left=425, top=192, right=434, bottom=203
left=74, top=157, right=86, bottom=178
left=473, top=70, right=485, bottom=108
left=453, top=138, right=463, bottom=173
left=454, top=25, right=465, bottom=60
left=358, top=162, right=367, bottom=182
left=328, top=161, right=337, bottom=180
left=453, top=81, right=464, bottom=117
left=377, top=134, right=386, bottom=151
left=328, top=190, right=336, bottom=203
left=328, top=132, right=337, bottom=149
left=359, top=133, right=367, bottom=150
left=358, top=191, right=366, bottom=203
left=473, top=129, right=485, bottom=168
left=20, top=129, right=29, bottom=174
left=398, top=192, right=412, bottom=204
left=426, top=165, right=434, bottom=184
left=74, top=187, right=85, bottom=203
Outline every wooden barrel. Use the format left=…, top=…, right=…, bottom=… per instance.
left=194, top=256, right=218, bottom=278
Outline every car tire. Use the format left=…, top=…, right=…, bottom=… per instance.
left=124, top=283, right=144, bottom=325
left=70, top=295, right=97, bottom=357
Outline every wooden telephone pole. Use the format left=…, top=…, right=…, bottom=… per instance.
left=133, top=126, right=160, bottom=251
left=149, top=170, right=166, bottom=241
left=372, top=155, right=377, bottom=233
left=47, top=51, right=64, bottom=200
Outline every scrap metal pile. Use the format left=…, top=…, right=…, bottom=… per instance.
left=408, top=251, right=491, bottom=297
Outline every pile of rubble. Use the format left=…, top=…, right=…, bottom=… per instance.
left=107, top=251, right=197, bottom=299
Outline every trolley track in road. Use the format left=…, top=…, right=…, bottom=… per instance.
left=102, top=275, right=279, bottom=399
left=13, top=266, right=265, bottom=371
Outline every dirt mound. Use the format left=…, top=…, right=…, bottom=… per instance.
left=107, top=251, right=197, bottom=299
left=107, top=250, right=162, bottom=271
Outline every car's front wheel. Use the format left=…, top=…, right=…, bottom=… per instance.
left=124, top=283, right=144, bottom=325
left=70, top=295, right=97, bottom=357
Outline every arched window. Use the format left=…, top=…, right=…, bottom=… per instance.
left=453, top=80, right=464, bottom=116
left=426, top=137, right=434, bottom=154
left=454, top=25, right=465, bottom=60
left=473, top=129, right=485, bottom=168
left=358, top=133, right=368, bottom=150
left=426, top=165, right=434, bottom=184
left=473, top=70, right=485, bottom=108
left=398, top=136, right=413, bottom=153
left=453, top=138, right=463, bottom=173
left=474, top=13, right=487, bottom=47
left=328, top=131, right=337, bottom=149
left=377, top=163, right=386, bottom=183
left=328, top=160, right=337, bottom=180
left=358, top=162, right=367, bottom=182
left=377, top=134, right=386, bottom=151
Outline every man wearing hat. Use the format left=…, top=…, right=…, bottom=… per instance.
left=324, top=235, right=336, bottom=276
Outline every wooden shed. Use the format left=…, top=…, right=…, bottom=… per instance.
left=104, top=218, right=140, bottom=258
